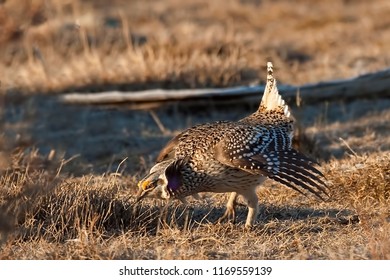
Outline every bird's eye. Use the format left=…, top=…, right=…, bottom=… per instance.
left=143, top=179, right=163, bottom=190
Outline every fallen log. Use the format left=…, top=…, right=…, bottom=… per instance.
left=59, top=67, right=390, bottom=106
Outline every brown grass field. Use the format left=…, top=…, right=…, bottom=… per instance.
left=1, top=0, right=390, bottom=259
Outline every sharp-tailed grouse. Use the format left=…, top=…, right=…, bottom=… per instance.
left=136, top=62, right=328, bottom=228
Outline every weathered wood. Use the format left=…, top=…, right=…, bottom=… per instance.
left=59, top=67, right=390, bottom=106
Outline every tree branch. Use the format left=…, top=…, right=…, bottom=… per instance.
left=59, top=67, right=390, bottom=106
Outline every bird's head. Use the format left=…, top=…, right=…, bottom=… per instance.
left=136, top=158, right=186, bottom=202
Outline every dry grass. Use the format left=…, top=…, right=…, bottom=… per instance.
left=1, top=0, right=390, bottom=94
left=1, top=0, right=390, bottom=259
left=0, top=150, right=389, bottom=259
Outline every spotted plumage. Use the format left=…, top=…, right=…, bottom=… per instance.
left=137, top=62, right=328, bottom=228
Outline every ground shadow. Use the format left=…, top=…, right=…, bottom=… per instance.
left=117, top=199, right=359, bottom=236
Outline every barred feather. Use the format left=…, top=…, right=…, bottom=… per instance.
left=257, top=150, right=329, bottom=200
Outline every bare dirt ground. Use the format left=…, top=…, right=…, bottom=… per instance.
left=0, top=0, right=389, bottom=259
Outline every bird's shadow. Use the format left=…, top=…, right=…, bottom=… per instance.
left=129, top=200, right=359, bottom=235
left=189, top=203, right=358, bottom=226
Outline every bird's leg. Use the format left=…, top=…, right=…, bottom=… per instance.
left=161, top=201, right=170, bottom=223
left=218, top=192, right=238, bottom=224
left=242, top=191, right=259, bottom=229
left=157, top=199, right=174, bottom=230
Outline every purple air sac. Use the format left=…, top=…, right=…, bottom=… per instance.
left=164, top=157, right=188, bottom=193
left=167, top=174, right=182, bottom=192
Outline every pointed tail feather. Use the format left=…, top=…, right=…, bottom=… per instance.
left=259, top=62, right=291, bottom=118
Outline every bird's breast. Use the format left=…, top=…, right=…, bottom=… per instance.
left=179, top=160, right=265, bottom=195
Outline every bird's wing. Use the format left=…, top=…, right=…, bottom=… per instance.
left=214, top=128, right=328, bottom=200
left=157, top=121, right=232, bottom=163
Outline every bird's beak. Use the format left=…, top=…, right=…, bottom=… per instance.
left=135, top=179, right=152, bottom=202
left=135, top=188, right=147, bottom=202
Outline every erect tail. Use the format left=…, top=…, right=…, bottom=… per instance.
left=259, top=62, right=291, bottom=118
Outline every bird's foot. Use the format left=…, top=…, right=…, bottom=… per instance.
left=217, top=206, right=236, bottom=224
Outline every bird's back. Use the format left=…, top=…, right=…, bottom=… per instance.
left=157, top=63, right=292, bottom=161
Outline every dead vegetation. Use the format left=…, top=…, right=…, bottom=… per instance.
left=1, top=0, right=390, bottom=259
left=0, top=149, right=389, bottom=259
left=2, top=0, right=390, bottom=94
